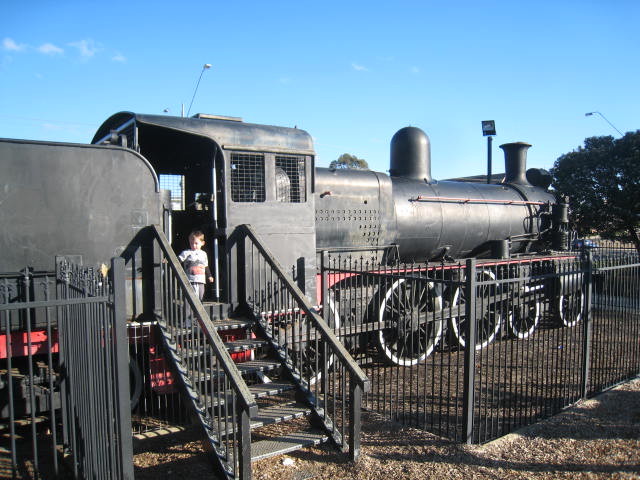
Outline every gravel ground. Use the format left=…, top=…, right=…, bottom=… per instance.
left=134, top=376, right=640, bottom=479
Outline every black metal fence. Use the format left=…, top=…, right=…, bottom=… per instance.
left=0, top=259, right=133, bottom=479
left=318, top=244, right=640, bottom=444
left=3, top=240, right=637, bottom=477
left=589, top=244, right=640, bottom=394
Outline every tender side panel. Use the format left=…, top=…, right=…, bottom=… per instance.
left=0, top=140, right=160, bottom=271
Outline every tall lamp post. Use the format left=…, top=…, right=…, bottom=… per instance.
left=585, top=111, right=623, bottom=137
left=186, top=63, right=212, bottom=117
left=482, top=120, right=496, bottom=184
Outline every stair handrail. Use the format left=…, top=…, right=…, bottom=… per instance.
left=238, top=224, right=370, bottom=392
left=150, top=224, right=258, bottom=416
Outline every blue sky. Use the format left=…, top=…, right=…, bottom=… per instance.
left=1, top=0, right=638, bottom=179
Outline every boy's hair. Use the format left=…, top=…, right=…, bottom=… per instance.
left=189, top=230, right=205, bottom=242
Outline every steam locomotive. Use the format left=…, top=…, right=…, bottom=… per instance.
left=91, top=113, right=568, bottom=301
left=1, top=111, right=573, bottom=372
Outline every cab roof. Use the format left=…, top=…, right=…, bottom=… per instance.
left=92, top=111, right=315, bottom=154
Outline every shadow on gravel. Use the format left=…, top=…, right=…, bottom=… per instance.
left=516, top=388, right=640, bottom=441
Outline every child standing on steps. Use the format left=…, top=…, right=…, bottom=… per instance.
left=178, top=230, right=215, bottom=302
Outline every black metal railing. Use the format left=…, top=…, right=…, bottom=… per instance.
left=318, top=247, right=640, bottom=444
left=239, top=224, right=370, bottom=460
left=0, top=259, right=133, bottom=479
left=147, top=225, right=257, bottom=480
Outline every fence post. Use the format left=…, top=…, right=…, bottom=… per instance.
left=56, top=261, right=72, bottom=452
left=581, top=250, right=594, bottom=398
left=321, top=251, right=330, bottom=399
left=111, top=257, right=135, bottom=480
left=349, top=373, right=362, bottom=460
left=321, top=251, right=329, bottom=322
left=237, top=230, right=247, bottom=310
left=462, top=258, right=477, bottom=444
left=141, top=227, right=157, bottom=319
left=238, top=407, right=252, bottom=480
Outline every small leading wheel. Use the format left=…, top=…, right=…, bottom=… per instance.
left=507, top=298, right=541, bottom=339
left=450, top=269, right=502, bottom=350
left=376, top=278, right=444, bottom=366
left=555, top=290, right=585, bottom=327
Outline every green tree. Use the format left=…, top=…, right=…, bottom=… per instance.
left=551, top=131, right=640, bottom=252
left=329, top=153, right=369, bottom=170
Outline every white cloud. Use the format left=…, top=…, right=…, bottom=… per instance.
left=3, top=37, right=27, bottom=52
left=68, top=39, right=100, bottom=58
left=351, top=63, right=369, bottom=72
left=3, top=37, right=120, bottom=64
left=410, top=66, right=420, bottom=74
left=38, top=43, right=64, bottom=55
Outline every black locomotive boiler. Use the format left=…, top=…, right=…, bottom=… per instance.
left=315, top=126, right=562, bottom=262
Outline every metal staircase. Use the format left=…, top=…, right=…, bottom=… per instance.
left=146, top=225, right=369, bottom=480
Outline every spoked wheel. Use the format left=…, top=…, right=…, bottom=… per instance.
left=376, top=278, right=444, bottom=366
left=507, top=298, right=541, bottom=339
left=555, top=290, right=585, bottom=327
left=293, top=292, right=341, bottom=385
left=450, top=269, right=502, bottom=350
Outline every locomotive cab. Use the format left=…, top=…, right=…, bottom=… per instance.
left=93, top=112, right=318, bottom=309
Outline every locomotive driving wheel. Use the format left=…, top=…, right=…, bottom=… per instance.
left=555, top=290, right=585, bottom=328
left=450, top=269, right=502, bottom=350
left=376, top=278, right=444, bottom=367
left=507, top=297, right=541, bottom=339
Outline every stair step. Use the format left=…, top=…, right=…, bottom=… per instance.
left=202, top=301, right=229, bottom=320
left=0, top=415, right=48, bottom=431
left=249, top=381, right=296, bottom=398
left=215, top=401, right=311, bottom=439
left=212, top=318, right=254, bottom=331
left=251, top=402, right=311, bottom=429
left=188, top=360, right=281, bottom=383
left=224, top=339, right=268, bottom=353
left=202, top=381, right=295, bottom=409
left=251, top=431, right=328, bottom=462
left=237, top=360, right=280, bottom=375
left=177, top=338, right=266, bottom=358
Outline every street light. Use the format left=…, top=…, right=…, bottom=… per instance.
left=186, top=63, right=212, bottom=117
left=585, top=111, right=623, bottom=137
left=481, top=120, right=496, bottom=184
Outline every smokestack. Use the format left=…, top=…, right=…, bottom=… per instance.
left=500, top=142, right=531, bottom=185
left=390, top=126, right=432, bottom=182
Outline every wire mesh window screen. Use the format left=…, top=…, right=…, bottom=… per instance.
left=230, top=153, right=266, bottom=202
left=159, top=174, right=185, bottom=210
left=275, top=155, right=306, bottom=203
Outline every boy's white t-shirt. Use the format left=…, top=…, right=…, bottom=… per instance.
left=178, top=249, right=208, bottom=284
